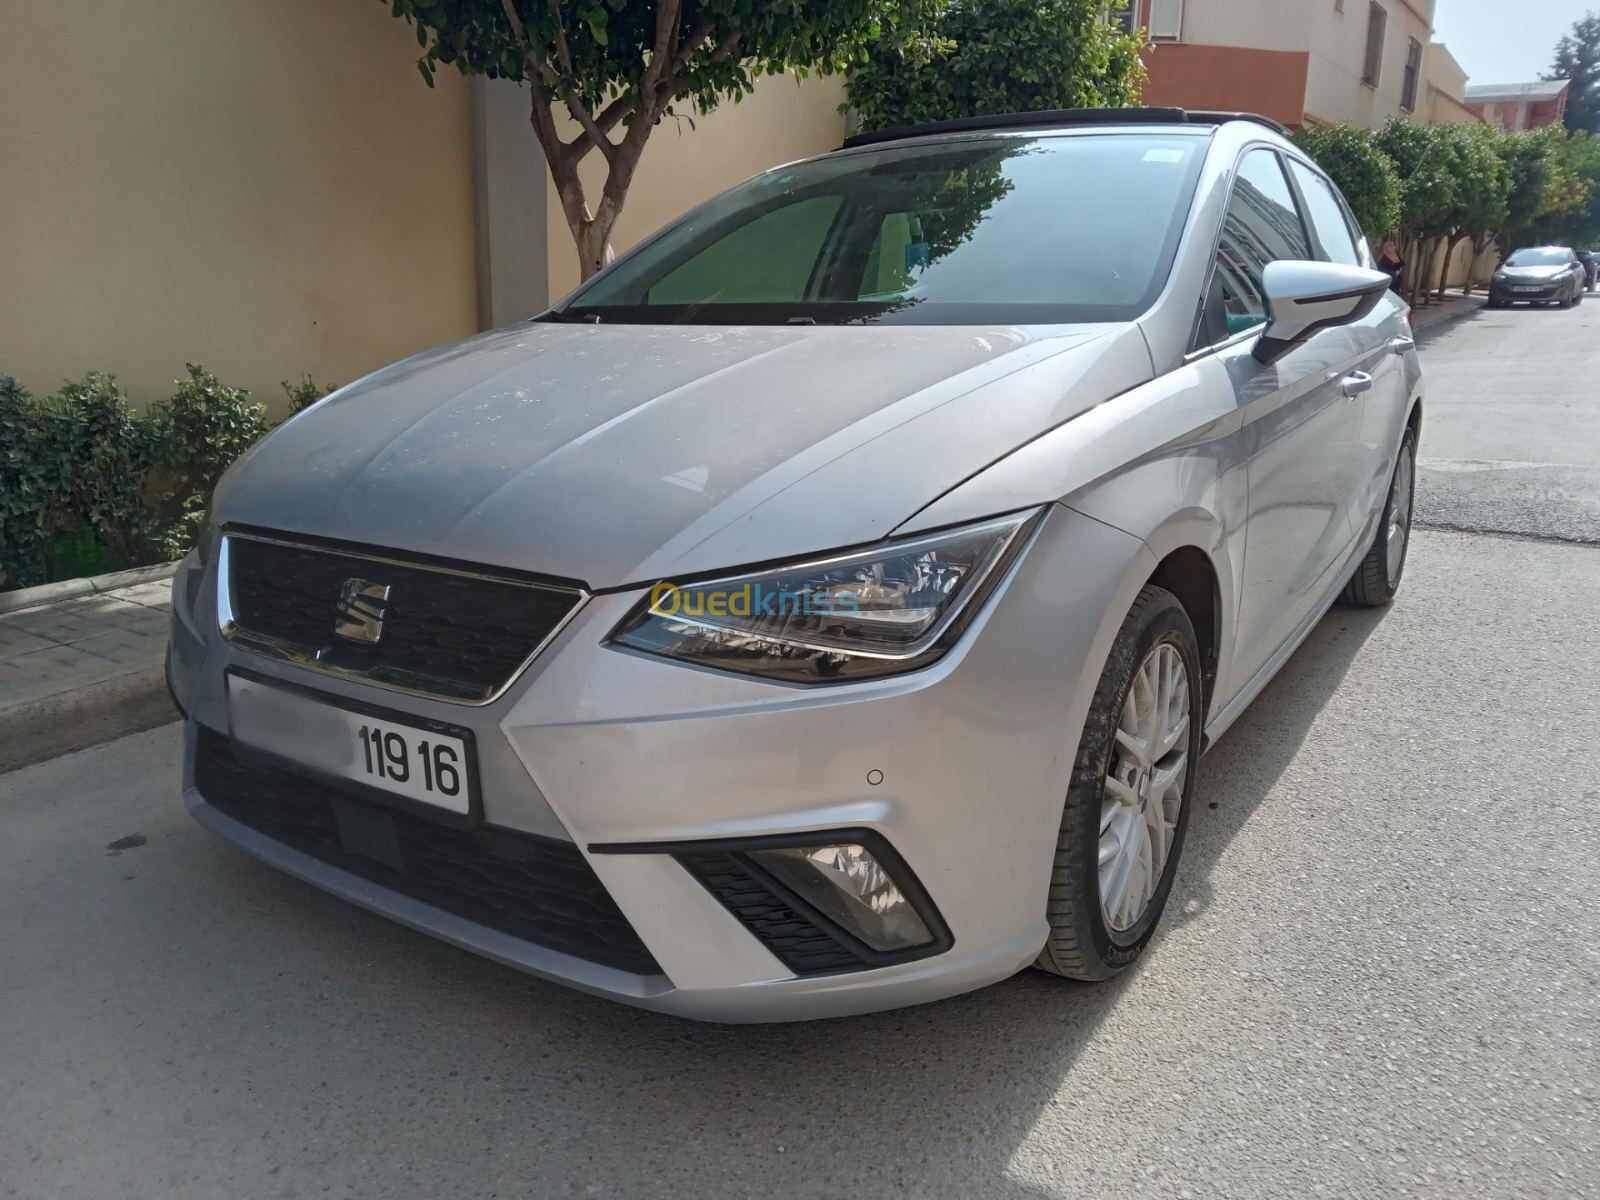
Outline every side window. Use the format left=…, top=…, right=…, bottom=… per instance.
left=1206, top=149, right=1312, bottom=341
left=646, top=195, right=842, bottom=305
left=1287, top=160, right=1362, bottom=266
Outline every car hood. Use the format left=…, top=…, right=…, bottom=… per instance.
left=215, top=321, right=1151, bottom=587
left=1499, top=266, right=1566, bottom=281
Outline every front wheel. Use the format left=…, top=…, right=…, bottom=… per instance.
left=1342, top=426, right=1417, bottom=607
left=1035, top=586, right=1202, bottom=981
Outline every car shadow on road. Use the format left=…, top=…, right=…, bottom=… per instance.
left=184, top=602, right=1388, bottom=1195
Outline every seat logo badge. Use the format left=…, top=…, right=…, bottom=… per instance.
left=334, top=578, right=391, bottom=644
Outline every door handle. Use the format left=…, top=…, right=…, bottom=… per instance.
left=1340, top=371, right=1374, bottom=398
left=1388, top=335, right=1416, bottom=355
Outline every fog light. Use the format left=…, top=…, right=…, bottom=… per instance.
left=749, top=842, right=934, bottom=953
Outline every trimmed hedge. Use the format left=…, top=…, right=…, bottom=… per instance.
left=0, top=366, right=332, bottom=591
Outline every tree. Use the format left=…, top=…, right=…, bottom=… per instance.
left=1549, top=12, right=1600, bottom=134
left=1375, top=118, right=1458, bottom=305
left=1292, top=124, right=1402, bottom=245
left=1499, top=129, right=1555, bottom=250
left=390, top=1, right=931, bottom=280
left=1430, top=123, right=1508, bottom=299
left=845, top=0, right=1145, bottom=133
left=1525, top=125, right=1600, bottom=246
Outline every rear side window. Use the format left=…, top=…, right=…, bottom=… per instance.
left=1206, top=149, right=1312, bottom=340
left=1288, top=160, right=1361, bottom=266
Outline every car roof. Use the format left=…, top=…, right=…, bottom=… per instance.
left=840, top=107, right=1292, bottom=151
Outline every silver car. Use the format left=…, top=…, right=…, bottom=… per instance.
left=1488, top=246, right=1589, bottom=308
left=167, top=109, right=1422, bottom=1022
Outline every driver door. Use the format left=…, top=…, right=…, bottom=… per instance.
left=1206, top=148, right=1367, bottom=696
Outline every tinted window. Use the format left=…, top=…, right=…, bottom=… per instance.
left=649, top=196, right=842, bottom=304
left=1209, top=150, right=1312, bottom=338
left=561, top=134, right=1207, bottom=325
left=1288, top=160, right=1361, bottom=266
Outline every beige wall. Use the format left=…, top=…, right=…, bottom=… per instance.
left=0, top=0, right=479, bottom=414
left=1304, top=0, right=1434, bottom=127
left=544, top=73, right=848, bottom=300
left=1166, top=0, right=1312, bottom=54
left=1138, top=0, right=1437, bottom=129
left=1424, top=42, right=1476, bottom=125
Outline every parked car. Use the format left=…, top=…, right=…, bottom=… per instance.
left=1578, top=248, right=1598, bottom=291
left=1488, top=246, right=1588, bottom=308
left=167, top=109, right=1423, bottom=1022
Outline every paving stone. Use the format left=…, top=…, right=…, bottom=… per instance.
left=1, top=588, right=170, bottom=711
left=102, top=580, right=176, bottom=609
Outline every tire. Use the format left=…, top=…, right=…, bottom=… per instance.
left=1342, top=425, right=1417, bottom=607
left=1035, top=586, right=1202, bottom=982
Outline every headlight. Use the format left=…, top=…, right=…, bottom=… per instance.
left=608, top=509, right=1041, bottom=683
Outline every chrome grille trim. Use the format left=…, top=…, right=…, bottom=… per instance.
left=216, top=530, right=588, bottom=706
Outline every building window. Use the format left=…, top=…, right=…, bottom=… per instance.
left=1401, top=37, right=1422, bottom=110
left=1363, top=4, right=1387, bottom=88
left=1115, top=1, right=1141, bottom=36
left=1148, top=0, right=1183, bottom=41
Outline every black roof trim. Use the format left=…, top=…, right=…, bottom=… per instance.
left=840, top=107, right=1292, bottom=150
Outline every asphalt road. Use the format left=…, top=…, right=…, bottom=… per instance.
left=5, top=310, right=1600, bottom=1199
left=1415, top=297, right=1600, bottom=542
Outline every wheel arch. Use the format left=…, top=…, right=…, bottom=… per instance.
left=1144, top=545, right=1221, bottom=714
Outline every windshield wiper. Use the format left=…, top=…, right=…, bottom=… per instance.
left=541, top=310, right=602, bottom=324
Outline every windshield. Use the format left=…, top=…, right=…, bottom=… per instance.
left=1505, top=248, right=1569, bottom=267
left=556, top=133, right=1207, bottom=326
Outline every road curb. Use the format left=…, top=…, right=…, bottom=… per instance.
left=0, top=561, right=179, bottom=616
left=0, top=664, right=178, bottom=776
left=1411, top=295, right=1485, bottom=338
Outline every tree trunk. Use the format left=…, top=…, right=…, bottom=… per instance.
left=524, top=79, right=665, bottom=285
left=1415, top=237, right=1442, bottom=308
left=1406, top=238, right=1426, bottom=306
left=1463, top=233, right=1491, bottom=294
left=1436, top=233, right=1469, bottom=302
left=1399, top=230, right=1417, bottom=291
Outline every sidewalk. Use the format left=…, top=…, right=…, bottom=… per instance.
left=1408, top=289, right=1485, bottom=335
left=0, top=564, right=178, bottom=773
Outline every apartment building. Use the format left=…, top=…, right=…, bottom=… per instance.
left=1464, top=80, right=1571, bottom=131
left=1124, top=0, right=1437, bottom=129
left=1424, top=43, right=1480, bottom=124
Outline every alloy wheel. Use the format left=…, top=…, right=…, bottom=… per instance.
left=1099, top=642, right=1191, bottom=933
left=1386, top=444, right=1414, bottom=585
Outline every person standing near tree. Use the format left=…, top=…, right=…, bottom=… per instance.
left=1378, top=238, right=1406, bottom=293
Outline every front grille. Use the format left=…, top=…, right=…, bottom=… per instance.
left=195, top=728, right=659, bottom=975
left=223, top=532, right=582, bottom=703
left=677, top=851, right=867, bottom=975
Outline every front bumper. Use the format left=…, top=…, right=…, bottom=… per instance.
left=1491, top=281, right=1566, bottom=303
left=169, top=504, right=1150, bottom=1021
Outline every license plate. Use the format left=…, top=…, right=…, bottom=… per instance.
left=1514, top=286, right=1543, bottom=293
left=227, top=675, right=473, bottom=816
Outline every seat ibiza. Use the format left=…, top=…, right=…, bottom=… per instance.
left=168, top=109, right=1422, bottom=1022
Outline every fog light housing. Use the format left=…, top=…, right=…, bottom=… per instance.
left=748, top=842, right=933, bottom=953
left=597, top=828, right=951, bottom=975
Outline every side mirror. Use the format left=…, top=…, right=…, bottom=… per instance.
left=1254, top=261, right=1394, bottom=364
